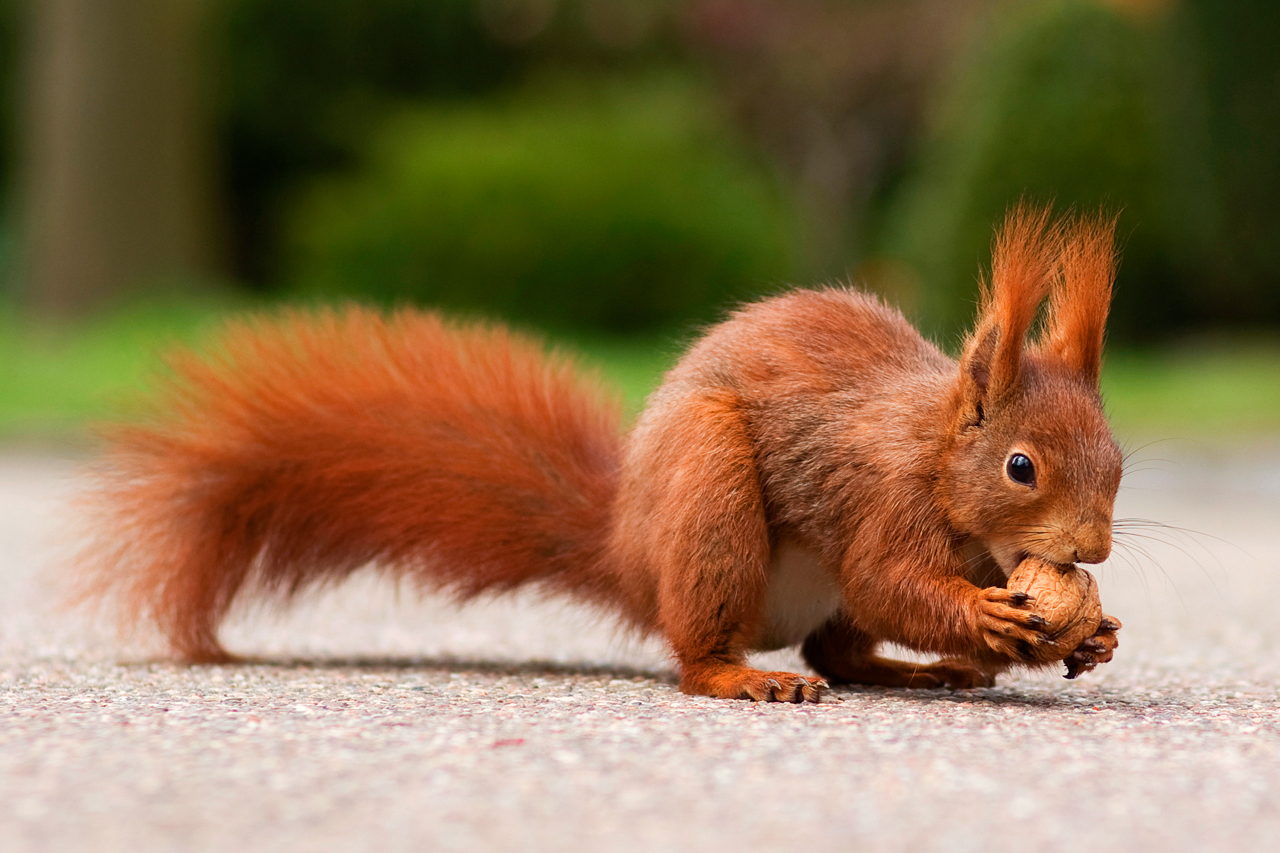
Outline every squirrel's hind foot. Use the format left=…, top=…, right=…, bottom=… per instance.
left=810, top=653, right=997, bottom=690
left=679, top=662, right=827, bottom=703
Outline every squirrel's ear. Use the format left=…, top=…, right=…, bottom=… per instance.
left=958, top=323, right=998, bottom=426
left=1039, top=214, right=1117, bottom=386
left=959, top=205, right=1057, bottom=413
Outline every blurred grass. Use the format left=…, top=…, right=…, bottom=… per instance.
left=1101, top=340, right=1280, bottom=443
left=0, top=297, right=252, bottom=442
left=1, top=301, right=1277, bottom=445
left=0, top=301, right=684, bottom=442
left=568, top=334, right=683, bottom=418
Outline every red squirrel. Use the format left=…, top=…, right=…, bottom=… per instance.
left=74, top=205, right=1123, bottom=702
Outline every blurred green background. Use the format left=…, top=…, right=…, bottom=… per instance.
left=1, top=0, right=1277, bottom=444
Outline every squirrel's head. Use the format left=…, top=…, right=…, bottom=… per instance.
left=940, top=206, right=1123, bottom=571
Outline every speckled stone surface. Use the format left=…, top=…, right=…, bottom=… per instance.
left=3, top=445, right=1279, bottom=852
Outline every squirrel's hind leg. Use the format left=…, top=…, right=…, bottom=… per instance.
left=626, top=391, right=826, bottom=702
left=801, top=616, right=1000, bottom=690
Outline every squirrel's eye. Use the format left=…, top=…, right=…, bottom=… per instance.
left=1006, top=453, right=1036, bottom=487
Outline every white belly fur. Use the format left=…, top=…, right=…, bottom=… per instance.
left=753, top=539, right=843, bottom=651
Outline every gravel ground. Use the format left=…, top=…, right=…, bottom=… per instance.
left=3, top=441, right=1279, bottom=853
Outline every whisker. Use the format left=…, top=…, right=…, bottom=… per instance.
left=1113, top=520, right=1239, bottom=593
left=1114, top=517, right=1252, bottom=560
left=1104, top=546, right=1157, bottom=611
left=1110, top=538, right=1194, bottom=612
left=1120, top=436, right=1202, bottom=463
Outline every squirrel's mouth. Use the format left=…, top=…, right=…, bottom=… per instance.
left=1004, top=549, right=1080, bottom=573
left=981, top=537, right=1026, bottom=575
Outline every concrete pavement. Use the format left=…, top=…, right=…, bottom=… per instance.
left=2, top=442, right=1278, bottom=852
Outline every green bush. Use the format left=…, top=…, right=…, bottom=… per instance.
left=873, top=0, right=1217, bottom=342
left=214, top=0, right=681, bottom=285
left=215, top=0, right=526, bottom=280
left=1178, top=0, right=1280, bottom=325
left=279, top=75, right=801, bottom=333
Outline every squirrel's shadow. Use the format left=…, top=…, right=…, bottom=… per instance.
left=188, top=653, right=679, bottom=685
left=126, top=653, right=1107, bottom=709
left=831, top=682, right=1119, bottom=711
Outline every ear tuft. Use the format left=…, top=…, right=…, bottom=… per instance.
left=959, top=204, right=1060, bottom=408
left=1040, top=212, right=1118, bottom=386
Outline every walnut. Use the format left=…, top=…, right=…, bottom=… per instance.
left=1006, top=556, right=1102, bottom=666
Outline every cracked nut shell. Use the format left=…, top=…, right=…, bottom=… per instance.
left=1006, top=556, right=1102, bottom=663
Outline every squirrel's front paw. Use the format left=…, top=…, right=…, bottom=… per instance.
left=972, top=587, right=1054, bottom=663
left=1064, top=614, right=1121, bottom=679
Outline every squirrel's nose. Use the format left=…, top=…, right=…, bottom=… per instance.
left=1070, top=514, right=1113, bottom=564
left=1072, top=531, right=1112, bottom=564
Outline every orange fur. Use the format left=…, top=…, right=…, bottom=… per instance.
left=1040, top=212, right=1119, bottom=384
left=74, top=310, right=629, bottom=661
left=72, top=206, right=1125, bottom=701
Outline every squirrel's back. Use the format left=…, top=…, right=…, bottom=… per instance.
left=660, top=288, right=951, bottom=398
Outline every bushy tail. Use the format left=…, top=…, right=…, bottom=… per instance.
left=73, top=307, right=625, bottom=661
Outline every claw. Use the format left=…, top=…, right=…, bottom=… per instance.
left=1099, top=617, right=1121, bottom=632
left=1064, top=649, right=1099, bottom=679
left=795, top=677, right=826, bottom=704
left=1008, top=591, right=1032, bottom=606
left=1026, top=614, right=1050, bottom=630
